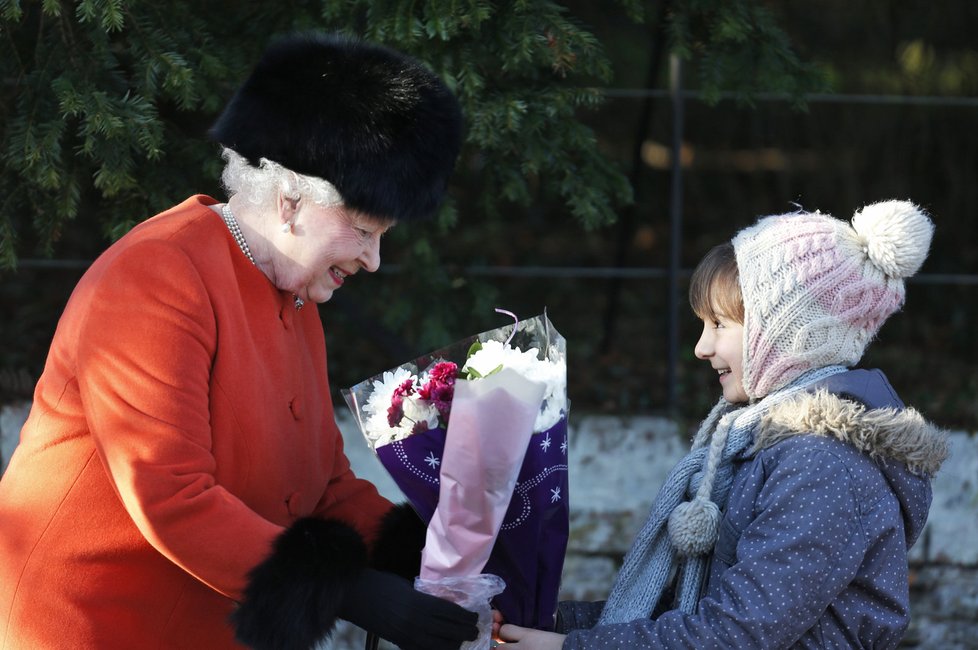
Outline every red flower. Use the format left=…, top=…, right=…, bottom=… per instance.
left=418, top=361, right=458, bottom=421
left=387, top=379, right=415, bottom=427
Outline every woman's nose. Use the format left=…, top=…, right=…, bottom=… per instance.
left=359, top=236, right=381, bottom=273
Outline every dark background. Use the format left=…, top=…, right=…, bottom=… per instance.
left=2, top=1, right=976, bottom=430
left=322, top=1, right=978, bottom=428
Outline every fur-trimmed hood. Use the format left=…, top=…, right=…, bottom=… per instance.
left=754, top=368, right=948, bottom=546
left=756, top=389, right=948, bottom=476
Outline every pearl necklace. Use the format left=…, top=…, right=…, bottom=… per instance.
left=220, top=203, right=255, bottom=264
left=220, top=204, right=305, bottom=310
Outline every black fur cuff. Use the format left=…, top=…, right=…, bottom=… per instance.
left=231, top=518, right=367, bottom=650
left=370, top=502, right=426, bottom=580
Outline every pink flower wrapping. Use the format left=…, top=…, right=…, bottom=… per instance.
left=420, top=368, right=546, bottom=580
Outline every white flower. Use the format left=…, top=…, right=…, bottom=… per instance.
left=363, top=411, right=400, bottom=447
left=357, top=324, right=568, bottom=449
left=462, top=340, right=567, bottom=433
left=463, top=340, right=537, bottom=378
left=362, top=367, right=417, bottom=445
left=401, top=394, right=439, bottom=432
left=364, top=367, right=415, bottom=417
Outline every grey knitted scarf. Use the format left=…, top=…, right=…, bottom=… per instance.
left=598, top=365, right=847, bottom=625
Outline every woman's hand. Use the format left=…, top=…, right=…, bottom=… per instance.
left=497, top=623, right=566, bottom=649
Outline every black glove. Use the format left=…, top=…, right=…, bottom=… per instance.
left=339, top=568, right=479, bottom=650
left=372, top=503, right=427, bottom=580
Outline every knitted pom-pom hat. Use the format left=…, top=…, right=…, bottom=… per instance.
left=732, top=200, right=934, bottom=399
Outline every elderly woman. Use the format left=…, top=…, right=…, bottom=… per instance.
left=0, top=34, right=476, bottom=650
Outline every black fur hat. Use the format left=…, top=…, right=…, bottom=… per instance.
left=209, top=33, right=463, bottom=222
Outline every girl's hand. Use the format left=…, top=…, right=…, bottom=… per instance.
left=491, top=609, right=504, bottom=641
left=498, top=623, right=566, bottom=649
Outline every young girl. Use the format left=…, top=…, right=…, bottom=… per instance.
left=499, top=200, right=948, bottom=649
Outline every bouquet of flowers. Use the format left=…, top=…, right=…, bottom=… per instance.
left=343, top=312, right=569, bottom=641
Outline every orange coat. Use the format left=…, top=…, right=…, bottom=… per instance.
left=0, top=196, right=393, bottom=649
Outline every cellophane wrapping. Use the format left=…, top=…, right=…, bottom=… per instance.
left=343, top=313, right=569, bottom=635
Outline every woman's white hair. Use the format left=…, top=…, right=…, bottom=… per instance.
left=220, top=147, right=343, bottom=207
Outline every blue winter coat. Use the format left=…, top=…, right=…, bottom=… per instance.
left=560, top=369, right=947, bottom=649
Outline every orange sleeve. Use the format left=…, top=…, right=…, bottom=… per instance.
left=311, top=419, right=394, bottom=544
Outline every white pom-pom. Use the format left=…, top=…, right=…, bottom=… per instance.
left=668, top=496, right=720, bottom=557
left=851, top=200, right=934, bottom=278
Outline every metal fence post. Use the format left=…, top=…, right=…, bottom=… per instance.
left=666, top=53, right=684, bottom=414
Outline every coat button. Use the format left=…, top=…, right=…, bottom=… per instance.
left=289, top=396, right=302, bottom=420
left=286, top=491, right=305, bottom=517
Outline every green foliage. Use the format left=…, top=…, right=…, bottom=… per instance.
left=1, top=1, right=632, bottom=354
left=321, top=0, right=630, bottom=231
left=667, top=0, right=830, bottom=106
left=310, top=0, right=641, bottom=350
left=0, top=0, right=831, bottom=373
left=3, top=1, right=215, bottom=258
left=888, top=40, right=978, bottom=94
left=0, top=0, right=824, bottom=263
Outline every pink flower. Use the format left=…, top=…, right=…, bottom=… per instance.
left=418, top=361, right=458, bottom=421
left=388, top=379, right=415, bottom=427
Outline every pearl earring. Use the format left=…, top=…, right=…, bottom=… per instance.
left=281, top=222, right=293, bottom=234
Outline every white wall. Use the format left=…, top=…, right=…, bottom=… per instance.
left=2, top=403, right=976, bottom=648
